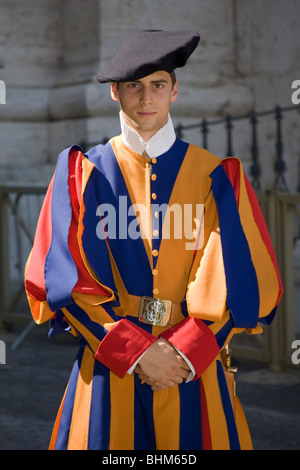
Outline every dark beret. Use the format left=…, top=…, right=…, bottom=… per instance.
left=96, top=30, right=200, bottom=83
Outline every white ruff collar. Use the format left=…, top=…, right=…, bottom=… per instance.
left=120, top=111, right=176, bottom=158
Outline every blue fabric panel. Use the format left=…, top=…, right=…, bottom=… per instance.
left=216, top=360, right=240, bottom=450
left=178, top=380, right=202, bottom=450
left=133, top=374, right=156, bottom=450
left=88, top=360, right=111, bottom=450
left=86, top=142, right=153, bottom=296
left=45, top=146, right=81, bottom=311
left=210, top=164, right=260, bottom=328
left=214, top=314, right=235, bottom=350
left=48, top=310, right=71, bottom=338
left=81, top=166, right=118, bottom=294
left=65, top=301, right=109, bottom=345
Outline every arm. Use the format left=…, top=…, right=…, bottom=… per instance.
left=25, top=146, right=158, bottom=377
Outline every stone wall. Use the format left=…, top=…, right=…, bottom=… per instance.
left=0, top=0, right=299, bottom=190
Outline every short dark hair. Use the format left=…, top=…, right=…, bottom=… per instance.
left=115, top=71, right=177, bottom=90
left=170, top=71, right=177, bottom=88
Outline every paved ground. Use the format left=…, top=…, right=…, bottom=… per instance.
left=1, top=322, right=300, bottom=450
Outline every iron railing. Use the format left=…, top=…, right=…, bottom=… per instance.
left=0, top=183, right=47, bottom=326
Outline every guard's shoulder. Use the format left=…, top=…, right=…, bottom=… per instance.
left=84, top=139, right=114, bottom=165
left=51, top=145, right=83, bottom=175
left=220, top=156, right=243, bottom=177
left=186, top=143, right=222, bottom=171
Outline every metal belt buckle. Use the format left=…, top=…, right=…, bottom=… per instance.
left=138, top=296, right=172, bottom=327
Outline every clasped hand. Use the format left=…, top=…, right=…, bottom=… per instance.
left=134, top=338, right=191, bottom=391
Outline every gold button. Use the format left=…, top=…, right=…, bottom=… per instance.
left=154, top=211, right=159, bottom=219
left=153, top=288, right=159, bottom=295
left=151, top=174, right=157, bottom=181
left=153, top=229, right=159, bottom=237
left=151, top=157, right=157, bottom=164
left=152, top=193, right=157, bottom=200
left=152, top=249, right=158, bottom=257
left=152, top=269, right=158, bottom=276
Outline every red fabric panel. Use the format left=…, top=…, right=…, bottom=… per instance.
left=24, top=176, right=55, bottom=301
left=159, top=317, right=220, bottom=380
left=94, top=319, right=157, bottom=377
left=243, top=174, right=283, bottom=305
left=67, top=149, right=109, bottom=296
left=221, top=158, right=240, bottom=203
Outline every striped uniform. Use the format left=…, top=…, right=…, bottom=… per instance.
left=25, top=136, right=283, bottom=450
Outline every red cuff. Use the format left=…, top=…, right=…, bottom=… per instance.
left=94, top=319, right=157, bottom=378
left=159, top=317, right=220, bottom=379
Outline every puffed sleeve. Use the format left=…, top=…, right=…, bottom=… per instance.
left=25, top=145, right=157, bottom=377
left=159, top=157, right=283, bottom=380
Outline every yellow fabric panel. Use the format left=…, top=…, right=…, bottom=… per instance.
left=208, top=310, right=231, bottom=336
left=201, top=360, right=230, bottom=450
left=67, top=347, right=94, bottom=450
left=156, top=146, right=220, bottom=304
left=153, top=386, right=180, bottom=450
left=186, top=189, right=227, bottom=323
left=26, top=293, right=54, bottom=324
left=234, top=396, right=253, bottom=450
left=81, top=156, right=95, bottom=194
left=141, top=144, right=216, bottom=304
left=187, top=231, right=227, bottom=322
left=109, top=372, right=135, bottom=450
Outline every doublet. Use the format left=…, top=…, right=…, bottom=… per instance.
left=25, top=132, right=282, bottom=450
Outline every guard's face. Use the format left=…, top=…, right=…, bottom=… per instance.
left=110, top=70, right=178, bottom=142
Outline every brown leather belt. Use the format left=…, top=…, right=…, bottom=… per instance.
left=128, top=295, right=183, bottom=327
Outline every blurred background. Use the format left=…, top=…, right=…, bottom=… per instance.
left=0, top=0, right=300, bottom=450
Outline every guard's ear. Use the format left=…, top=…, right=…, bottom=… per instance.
left=170, top=80, right=178, bottom=103
left=110, top=82, right=120, bottom=102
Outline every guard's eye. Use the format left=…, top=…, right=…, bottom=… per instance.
left=127, top=83, right=140, bottom=89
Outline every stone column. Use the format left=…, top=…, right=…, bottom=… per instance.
left=0, top=0, right=63, bottom=180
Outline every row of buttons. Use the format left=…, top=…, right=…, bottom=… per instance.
left=151, top=158, right=158, bottom=202
left=150, top=157, right=159, bottom=297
